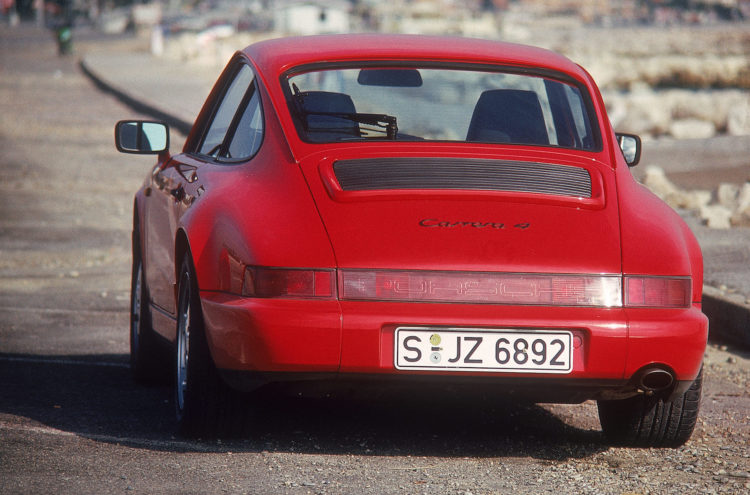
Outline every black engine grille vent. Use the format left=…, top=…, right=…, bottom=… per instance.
left=333, top=158, right=592, bottom=198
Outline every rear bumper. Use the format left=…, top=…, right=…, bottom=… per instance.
left=200, top=292, right=707, bottom=400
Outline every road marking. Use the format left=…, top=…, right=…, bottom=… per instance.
left=0, top=356, right=129, bottom=369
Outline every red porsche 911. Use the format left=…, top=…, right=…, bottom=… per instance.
left=115, top=34, right=707, bottom=445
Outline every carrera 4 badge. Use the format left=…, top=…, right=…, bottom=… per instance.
left=419, top=219, right=531, bottom=230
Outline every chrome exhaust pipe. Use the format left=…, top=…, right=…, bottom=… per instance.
left=637, top=368, right=675, bottom=395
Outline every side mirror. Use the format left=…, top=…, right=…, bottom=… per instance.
left=616, top=133, right=641, bottom=167
left=115, top=120, right=169, bottom=154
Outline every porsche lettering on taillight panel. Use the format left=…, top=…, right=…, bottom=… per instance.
left=340, top=270, right=623, bottom=307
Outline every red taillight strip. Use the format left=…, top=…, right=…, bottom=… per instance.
left=340, top=269, right=623, bottom=307
left=236, top=266, right=691, bottom=308
left=242, top=267, right=335, bottom=299
left=624, top=276, right=691, bottom=308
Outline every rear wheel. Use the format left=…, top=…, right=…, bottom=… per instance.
left=130, top=246, right=164, bottom=384
left=597, top=367, right=703, bottom=447
left=174, top=254, right=251, bottom=438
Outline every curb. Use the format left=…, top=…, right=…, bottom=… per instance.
left=703, top=286, right=750, bottom=349
left=80, top=54, right=749, bottom=351
left=79, top=57, right=193, bottom=136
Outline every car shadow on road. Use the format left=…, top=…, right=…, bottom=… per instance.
left=249, top=388, right=607, bottom=461
left=0, top=353, right=607, bottom=460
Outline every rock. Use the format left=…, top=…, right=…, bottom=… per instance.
left=727, top=97, right=750, bottom=136
left=730, top=182, right=750, bottom=226
left=617, top=109, right=659, bottom=137
left=737, top=183, right=750, bottom=211
left=98, top=9, right=129, bottom=34
left=666, top=90, right=748, bottom=133
left=643, top=166, right=679, bottom=198
left=622, top=88, right=672, bottom=136
left=670, top=119, right=717, bottom=140
left=700, top=204, right=733, bottom=229
left=606, top=88, right=748, bottom=138
left=642, top=166, right=711, bottom=210
left=717, top=183, right=740, bottom=210
left=673, top=189, right=712, bottom=210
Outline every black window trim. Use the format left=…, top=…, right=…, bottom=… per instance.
left=217, top=81, right=262, bottom=163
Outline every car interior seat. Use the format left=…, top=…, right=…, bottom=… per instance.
left=297, top=91, right=361, bottom=141
left=466, top=89, right=549, bottom=145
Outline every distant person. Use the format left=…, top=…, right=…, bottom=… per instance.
left=51, top=0, right=73, bottom=55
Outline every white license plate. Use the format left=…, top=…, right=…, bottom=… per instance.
left=395, top=327, right=573, bottom=373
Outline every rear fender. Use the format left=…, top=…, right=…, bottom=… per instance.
left=615, top=162, right=704, bottom=303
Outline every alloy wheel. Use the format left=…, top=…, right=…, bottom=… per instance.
left=175, top=272, right=191, bottom=419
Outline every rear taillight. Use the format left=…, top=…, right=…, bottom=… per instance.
left=242, top=267, right=334, bottom=299
left=340, top=270, right=622, bottom=307
left=238, top=267, right=691, bottom=308
left=624, top=276, right=691, bottom=308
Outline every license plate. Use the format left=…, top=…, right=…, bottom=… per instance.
left=395, top=327, right=573, bottom=373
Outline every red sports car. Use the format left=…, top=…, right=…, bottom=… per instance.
left=115, top=34, right=707, bottom=445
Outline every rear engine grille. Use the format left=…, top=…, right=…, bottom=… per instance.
left=333, top=158, right=592, bottom=198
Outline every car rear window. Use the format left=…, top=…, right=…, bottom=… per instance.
left=285, top=65, right=600, bottom=150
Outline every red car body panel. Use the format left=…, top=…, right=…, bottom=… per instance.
left=296, top=145, right=620, bottom=274
left=614, top=154, right=705, bottom=303
left=131, top=34, right=707, bottom=402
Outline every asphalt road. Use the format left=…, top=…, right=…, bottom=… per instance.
left=1, top=25, right=749, bottom=495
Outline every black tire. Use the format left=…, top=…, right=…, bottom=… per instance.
left=130, top=243, right=165, bottom=384
left=174, top=254, right=250, bottom=439
left=597, top=367, right=703, bottom=447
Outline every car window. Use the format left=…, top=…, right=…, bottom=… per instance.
left=227, top=87, right=262, bottom=159
left=286, top=66, right=599, bottom=150
left=199, top=64, right=263, bottom=160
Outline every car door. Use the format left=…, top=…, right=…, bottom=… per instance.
left=144, top=62, right=263, bottom=320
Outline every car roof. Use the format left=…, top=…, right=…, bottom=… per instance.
left=243, top=34, right=589, bottom=81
